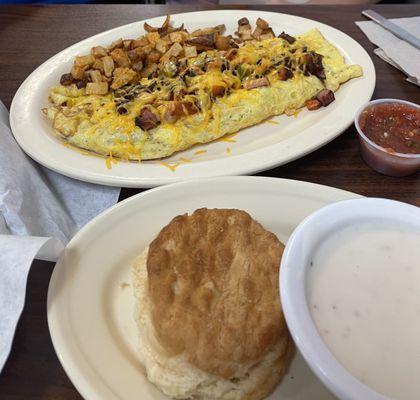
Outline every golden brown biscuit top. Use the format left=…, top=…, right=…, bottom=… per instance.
left=147, top=208, right=287, bottom=379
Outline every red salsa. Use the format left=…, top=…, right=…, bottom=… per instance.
left=359, top=103, right=420, bottom=154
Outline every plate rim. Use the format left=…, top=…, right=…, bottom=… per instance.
left=10, top=9, right=375, bottom=188
left=47, top=176, right=362, bottom=400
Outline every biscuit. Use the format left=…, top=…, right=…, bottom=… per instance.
left=147, top=209, right=291, bottom=378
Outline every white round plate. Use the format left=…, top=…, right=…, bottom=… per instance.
left=47, top=176, right=361, bottom=400
left=11, top=10, right=375, bottom=188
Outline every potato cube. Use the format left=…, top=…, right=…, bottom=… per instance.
left=123, top=40, right=132, bottom=50
left=85, top=82, right=108, bottom=95
left=92, top=59, right=104, bottom=72
left=74, top=54, right=95, bottom=68
left=91, top=46, right=108, bottom=58
left=183, top=45, right=197, bottom=58
left=102, top=56, right=115, bottom=77
left=108, top=38, right=123, bottom=51
left=110, top=48, right=131, bottom=67
left=131, top=36, right=149, bottom=49
left=89, top=70, right=103, bottom=83
left=155, top=40, right=167, bottom=54
left=111, top=67, right=137, bottom=89
left=70, top=65, right=85, bottom=80
left=147, top=31, right=161, bottom=45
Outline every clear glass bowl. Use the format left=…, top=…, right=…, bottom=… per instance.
left=354, top=98, right=420, bottom=177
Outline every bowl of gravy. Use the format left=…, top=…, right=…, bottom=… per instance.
left=280, top=198, right=420, bottom=400
left=354, top=99, right=419, bottom=177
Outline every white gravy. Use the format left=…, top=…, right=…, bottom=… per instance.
left=308, top=221, right=420, bottom=400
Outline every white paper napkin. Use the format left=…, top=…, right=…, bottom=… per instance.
left=0, top=100, right=121, bottom=372
left=356, top=16, right=420, bottom=87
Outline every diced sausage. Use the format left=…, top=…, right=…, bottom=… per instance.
left=305, top=51, right=325, bottom=80
left=135, top=108, right=160, bottom=131
left=74, top=79, right=88, bottom=89
left=306, top=99, right=321, bottom=111
left=277, top=67, right=293, bottom=81
left=316, top=89, right=335, bottom=107
left=164, top=101, right=197, bottom=123
left=279, top=32, right=296, bottom=44
left=60, top=73, right=73, bottom=86
left=244, top=77, right=269, bottom=90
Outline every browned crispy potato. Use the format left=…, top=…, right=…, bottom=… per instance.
left=141, top=63, right=158, bottom=78
left=70, top=65, right=85, bottom=80
left=155, top=40, right=168, bottom=54
left=147, top=31, right=161, bottom=45
left=108, top=38, right=123, bottom=51
left=111, top=48, right=131, bottom=67
left=191, top=27, right=221, bottom=37
left=102, top=56, right=115, bottom=77
left=123, top=40, right=132, bottom=50
left=86, top=82, right=108, bottom=95
left=186, top=34, right=215, bottom=50
left=91, top=46, right=108, bottom=58
left=127, top=47, right=145, bottom=62
left=183, top=45, right=197, bottom=58
left=74, top=55, right=95, bottom=68
left=256, top=17, right=269, bottom=30
left=92, top=58, right=104, bottom=72
left=163, top=42, right=183, bottom=61
left=131, top=36, right=149, bottom=49
left=253, top=26, right=264, bottom=39
left=146, top=50, right=161, bottom=64
left=260, top=32, right=275, bottom=40
left=215, top=35, right=231, bottom=50
left=111, top=67, right=137, bottom=89
left=59, top=14, right=292, bottom=99
left=89, top=70, right=103, bottom=83
left=168, top=31, right=185, bottom=44
left=132, top=61, right=143, bottom=72
left=144, top=21, right=158, bottom=33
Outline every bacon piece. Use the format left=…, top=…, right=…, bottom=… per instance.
left=316, top=89, right=335, bottom=107
left=243, top=77, right=269, bottom=90
left=135, top=108, right=160, bottom=131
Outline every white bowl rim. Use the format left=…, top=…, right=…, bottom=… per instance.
left=280, top=197, right=420, bottom=400
left=354, top=98, right=420, bottom=160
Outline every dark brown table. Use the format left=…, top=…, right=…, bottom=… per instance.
left=0, top=4, right=419, bottom=399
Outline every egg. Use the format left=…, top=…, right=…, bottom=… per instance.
left=44, top=29, right=362, bottom=161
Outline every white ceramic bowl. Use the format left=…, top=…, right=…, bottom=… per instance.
left=280, top=197, right=420, bottom=400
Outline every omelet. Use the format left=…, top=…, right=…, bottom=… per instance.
left=44, top=27, right=362, bottom=161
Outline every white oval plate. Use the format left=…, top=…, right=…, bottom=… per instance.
left=47, top=176, right=361, bottom=400
left=10, top=10, right=375, bottom=188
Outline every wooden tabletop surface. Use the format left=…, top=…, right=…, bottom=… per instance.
left=0, top=4, right=419, bottom=399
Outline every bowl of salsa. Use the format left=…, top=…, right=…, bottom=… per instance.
left=354, top=99, right=420, bottom=177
